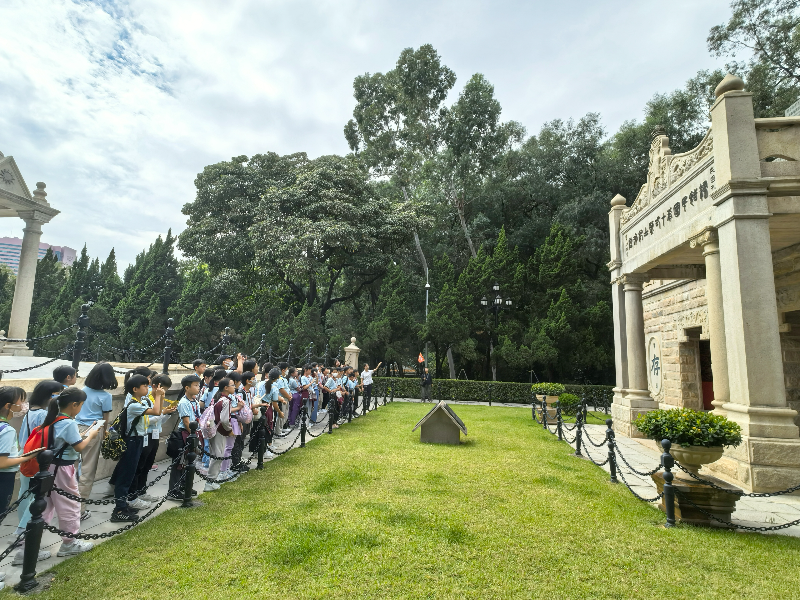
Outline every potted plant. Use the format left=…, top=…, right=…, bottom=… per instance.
left=634, top=409, right=742, bottom=475
left=531, top=383, right=565, bottom=419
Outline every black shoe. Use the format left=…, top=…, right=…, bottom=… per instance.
left=234, top=464, right=250, bottom=473
left=110, top=510, right=140, bottom=523
left=191, top=489, right=198, bottom=496
left=165, top=493, right=183, bottom=501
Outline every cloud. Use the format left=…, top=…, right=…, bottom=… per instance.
left=0, top=0, right=732, bottom=267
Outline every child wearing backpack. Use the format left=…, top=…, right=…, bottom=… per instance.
left=30, top=388, right=101, bottom=557
left=205, top=378, right=236, bottom=491
left=110, top=374, right=163, bottom=522
left=134, top=373, right=174, bottom=503
left=231, top=371, right=255, bottom=473
left=12, top=381, right=61, bottom=566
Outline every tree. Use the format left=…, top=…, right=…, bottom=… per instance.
left=116, top=231, right=182, bottom=350
left=0, top=265, right=15, bottom=333
left=423, top=282, right=469, bottom=377
left=181, top=152, right=420, bottom=319
left=28, top=248, right=64, bottom=336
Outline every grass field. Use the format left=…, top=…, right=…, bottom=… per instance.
left=15, top=403, right=800, bottom=600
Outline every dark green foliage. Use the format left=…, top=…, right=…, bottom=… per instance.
left=0, top=265, right=15, bottom=332
left=373, top=377, right=612, bottom=406
left=634, top=408, right=743, bottom=448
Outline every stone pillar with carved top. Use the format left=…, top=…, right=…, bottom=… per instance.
left=608, top=194, right=628, bottom=407
left=689, top=228, right=729, bottom=415
left=5, top=199, right=52, bottom=355
left=612, top=273, right=660, bottom=437
left=708, top=74, right=800, bottom=491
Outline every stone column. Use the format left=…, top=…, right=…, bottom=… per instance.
left=708, top=74, right=800, bottom=491
left=611, top=273, right=660, bottom=437
left=5, top=210, right=50, bottom=355
left=608, top=195, right=628, bottom=402
left=344, top=337, right=361, bottom=369
left=690, top=229, right=729, bottom=415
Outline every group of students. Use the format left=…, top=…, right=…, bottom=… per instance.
left=0, top=355, right=383, bottom=585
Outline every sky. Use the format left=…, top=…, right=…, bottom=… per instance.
left=0, top=0, right=733, bottom=268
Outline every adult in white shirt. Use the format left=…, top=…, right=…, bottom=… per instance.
left=360, top=362, right=382, bottom=412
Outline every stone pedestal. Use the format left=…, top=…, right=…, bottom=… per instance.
left=652, top=471, right=743, bottom=528
left=343, top=337, right=361, bottom=369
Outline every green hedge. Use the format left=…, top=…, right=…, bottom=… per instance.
left=372, top=378, right=613, bottom=407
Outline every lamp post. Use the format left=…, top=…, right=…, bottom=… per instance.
left=424, top=281, right=430, bottom=369
left=479, top=282, right=513, bottom=381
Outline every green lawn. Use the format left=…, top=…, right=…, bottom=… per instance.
left=18, top=403, right=800, bottom=599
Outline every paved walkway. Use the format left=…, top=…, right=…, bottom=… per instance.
left=0, top=357, right=98, bottom=381
left=0, top=407, right=338, bottom=589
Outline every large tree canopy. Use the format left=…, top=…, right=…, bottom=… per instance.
left=179, top=152, right=420, bottom=317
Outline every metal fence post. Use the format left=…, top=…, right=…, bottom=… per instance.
left=556, top=401, right=563, bottom=441
left=661, top=439, right=676, bottom=527
left=574, top=406, right=583, bottom=457
left=300, top=402, right=307, bottom=448
left=181, top=422, right=198, bottom=507
left=163, top=317, right=175, bottom=374
left=542, top=397, right=548, bottom=430
left=488, top=383, right=492, bottom=407
left=71, top=304, right=90, bottom=372
left=15, top=450, right=54, bottom=592
left=606, top=419, right=618, bottom=483
left=256, top=411, right=267, bottom=469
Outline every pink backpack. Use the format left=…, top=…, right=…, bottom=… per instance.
left=198, top=404, right=218, bottom=439
left=237, top=403, right=253, bottom=424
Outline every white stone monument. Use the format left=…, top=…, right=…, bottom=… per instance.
left=0, top=152, right=60, bottom=355
left=609, top=74, right=800, bottom=492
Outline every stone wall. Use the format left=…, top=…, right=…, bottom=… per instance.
left=642, top=279, right=707, bottom=410
left=773, top=241, right=800, bottom=429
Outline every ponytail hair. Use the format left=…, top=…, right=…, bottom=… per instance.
left=214, top=378, right=232, bottom=402
left=124, top=366, right=151, bottom=387
left=41, top=387, right=87, bottom=429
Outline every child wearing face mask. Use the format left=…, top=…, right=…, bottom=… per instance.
left=12, top=381, right=62, bottom=566
left=205, top=378, right=236, bottom=491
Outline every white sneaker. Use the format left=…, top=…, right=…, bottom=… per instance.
left=101, top=484, right=115, bottom=497
left=128, top=498, right=152, bottom=510
left=138, top=493, right=160, bottom=502
left=12, top=549, right=51, bottom=566
left=203, top=482, right=220, bottom=491
left=264, top=450, right=275, bottom=459
left=56, top=540, right=93, bottom=557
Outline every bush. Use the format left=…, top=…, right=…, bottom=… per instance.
left=633, top=409, right=742, bottom=448
left=556, top=393, right=581, bottom=416
left=531, top=382, right=565, bottom=396
left=372, top=378, right=613, bottom=406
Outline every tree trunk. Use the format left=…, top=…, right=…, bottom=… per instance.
left=447, top=347, right=456, bottom=379
left=453, top=194, right=476, bottom=258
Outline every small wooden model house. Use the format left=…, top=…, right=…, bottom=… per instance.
left=413, top=401, right=467, bottom=445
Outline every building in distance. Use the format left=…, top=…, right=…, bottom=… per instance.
left=0, top=237, right=76, bottom=274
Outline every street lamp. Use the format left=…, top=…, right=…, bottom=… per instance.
left=478, top=283, right=513, bottom=381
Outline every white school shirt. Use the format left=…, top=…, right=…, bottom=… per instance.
left=361, top=369, right=374, bottom=386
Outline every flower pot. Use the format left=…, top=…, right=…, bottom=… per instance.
left=668, top=445, right=724, bottom=478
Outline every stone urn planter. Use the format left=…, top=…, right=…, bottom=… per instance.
left=535, top=396, right=560, bottom=420
left=667, top=445, right=724, bottom=479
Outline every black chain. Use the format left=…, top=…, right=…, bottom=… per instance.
left=0, top=531, right=27, bottom=562
left=616, top=465, right=664, bottom=503
left=0, top=489, right=32, bottom=524
left=612, top=441, right=661, bottom=477
left=581, top=429, right=608, bottom=448
left=674, top=463, right=800, bottom=497
left=580, top=439, right=610, bottom=467
left=92, top=332, right=166, bottom=354
left=3, top=324, right=76, bottom=343
left=674, top=489, right=800, bottom=532
left=52, top=459, right=179, bottom=504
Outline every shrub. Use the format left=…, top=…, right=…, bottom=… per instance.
left=556, top=393, right=581, bottom=416
left=371, top=378, right=613, bottom=406
left=531, top=382, right=566, bottom=396
left=633, top=409, right=742, bottom=448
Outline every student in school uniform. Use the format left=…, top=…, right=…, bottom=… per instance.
left=274, top=362, right=292, bottom=434
left=134, top=374, right=175, bottom=503
left=39, top=388, right=102, bottom=556
left=205, top=378, right=236, bottom=491
left=167, top=374, right=203, bottom=501
left=110, top=373, right=163, bottom=522
left=192, top=359, right=207, bottom=380
left=231, top=371, right=255, bottom=472
left=52, top=365, right=77, bottom=387
left=75, top=361, right=118, bottom=522
left=12, top=381, right=61, bottom=566
left=0, top=386, right=51, bottom=586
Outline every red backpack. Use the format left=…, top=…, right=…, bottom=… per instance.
left=20, top=416, right=69, bottom=477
